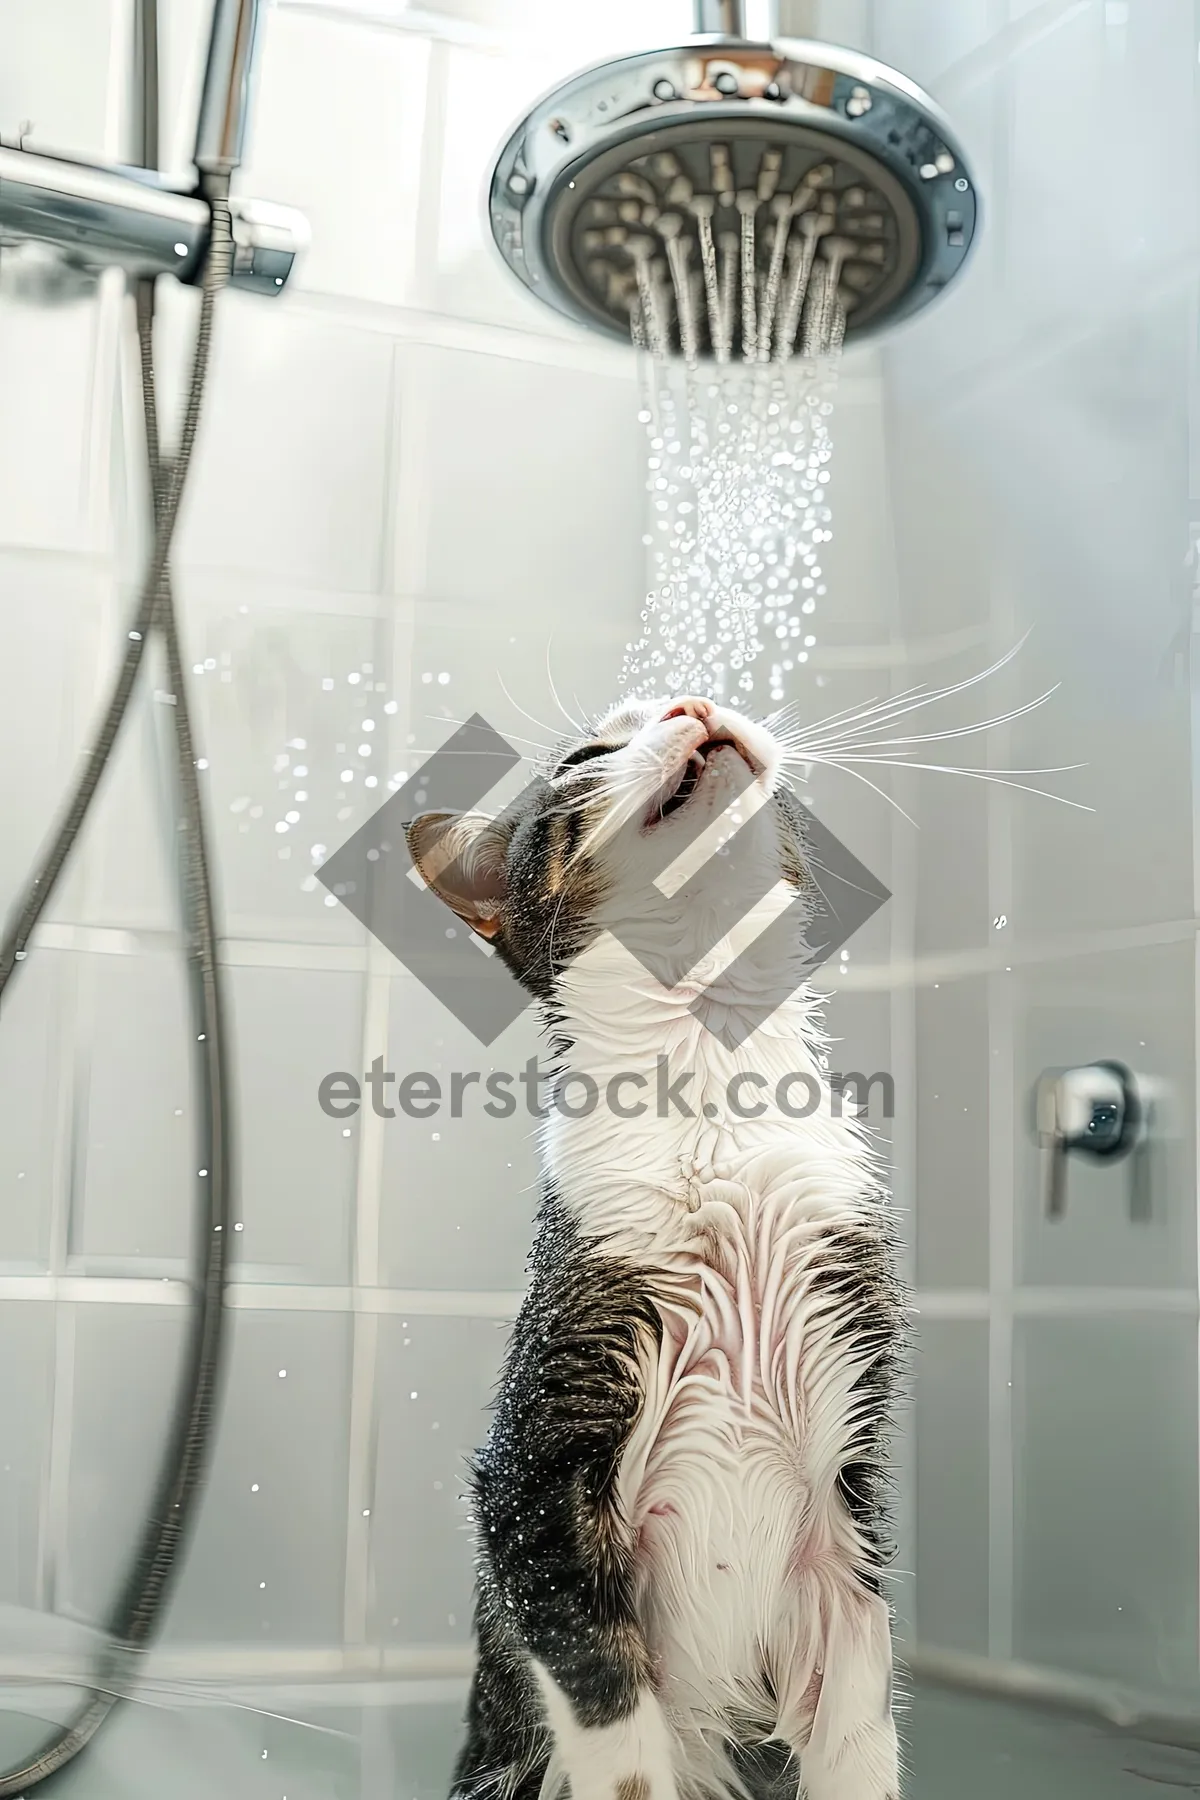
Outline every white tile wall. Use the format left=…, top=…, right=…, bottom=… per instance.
left=378, top=975, right=540, bottom=1292
left=61, top=1304, right=189, bottom=1622
left=71, top=948, right=196, bottom=1268
left=0, top=0, right=690, bottom=1711
left=176, top=300, right=397, bottom=591
left=0, top=306, right=104, bottom=554
left=368, top=1313, right=506, bottom=1647
left=241, top=10, right=432, bottom=308
left=882, top=0, right=1200, bottom=1693
left=1, top=0, right=127, bottom=162
left=0, top=554, right=110, bottom=919
left=167, top=1309, right=354, bottom=1644
left=2, top=0, right=1199, bottom=1775
left=0, top=954, right=66, bottom=1269
left=229, top=964, right=365, bottom=1282
left=412, top=343, right=645, bottom=609
left=0, top=1305, right=54, bottom=1608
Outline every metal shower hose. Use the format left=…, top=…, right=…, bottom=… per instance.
left=0, top=190, right=236, bottom=1794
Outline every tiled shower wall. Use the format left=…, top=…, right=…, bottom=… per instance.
left=0, top=0, right=902, bottom=1702
left=875, top=0, right=1200, bottom=1696
left=1, top=0, right=1197, bottom=1748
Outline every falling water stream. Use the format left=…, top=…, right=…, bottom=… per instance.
left=617, top=171, right=847, bottom=707
left=619, top=350, right=842, bottom=707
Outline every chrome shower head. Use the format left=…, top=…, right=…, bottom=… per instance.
left=489, top=30, right=977, bottom=360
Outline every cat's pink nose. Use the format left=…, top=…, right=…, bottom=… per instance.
left=663, top=697, right=714, bottom=724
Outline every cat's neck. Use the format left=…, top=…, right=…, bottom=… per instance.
left=538, top=932, right=871, bottom=1263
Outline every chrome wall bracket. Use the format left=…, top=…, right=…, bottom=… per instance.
left=0, top=0, right=307, bottom=302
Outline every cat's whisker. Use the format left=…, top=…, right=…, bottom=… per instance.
left=496, top=674, right=574, bottom=749
left=542, top=885, right=573, bottom=973
left=432, top=714, right=557, bottom=756
left=797, top=760, right=919, bottom=827
left=783, top=685, right=1062, bottom=760
left=0, top=1666, right=352, bottom=1737
left=544, top=640, right=589, bottom=735
left=811, top=752, right=1087, bottom=778
left=768, top=679, right=943, bottom=742
left=767, top=686, right=907, bottom=733
left=805, top=752, right=1093, bottom=811
left=779, top=633, right=1035, bottom=751
left=566, top=780, right=647, bottom=869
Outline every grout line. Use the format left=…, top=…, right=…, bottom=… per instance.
left=1189, top=253, right=1200, bottom=1680
left=286, top=287, right=637, bottom=376
left=342, top=958, right=392, bottom=1645
left=921, top=1288, right=1200, bottom=1318
left=0, top=1640, right=473, bottom=1682
left=1195, top=932, right=1200, bottom=1673
left=389, top=344, right=436, bottom=604
left=353, top=979, right=392, bottom=1296
left=219, top=1283, right=526, bottom=1315
left=103, top=0, right=136, bottom=164
left=0, top=1675, right=471, bottom=1714
left=371, top=336, right=402, bottom=603
left=2, top=1272, right=1190, bottom=1319
left=277, top=285, right=889, bottom=393
left=1192, top=400, right=1200, bottom=1669
left=341, top=312, right=433, bottom=1648
left=39, top=1302, right=77, bottom=1619
left=26, top=914, right=1200, bottom=983
left=984, top=566, right=1017, bottom=1663
left=410, top=37, right=450, bottom=317
left=0, top=546, right=941, bottom=654
left=342, top=1311, right=380, bottom=1645
left=880, top=395, right=919, bottom=1640
left=813, top=919, right=1199, bottom=992
left=0, top=1671, right=471, bottom=1711
left=360, top=1703, right=396, bottom=1798
left=35, top=956, right=80, bottom=1601
left=0, top=1276, right=193, bottom=1306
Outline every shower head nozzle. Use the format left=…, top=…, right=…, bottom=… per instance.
left=489, top=36, right=977, bottom=361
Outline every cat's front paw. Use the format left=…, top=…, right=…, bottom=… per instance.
left=569, top=1759, right=679, bottom=1800
left=537, top=1677, right=679, bottom=1800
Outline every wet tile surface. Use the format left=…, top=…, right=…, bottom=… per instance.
left=5, top=1681, right=1200, bottom=1798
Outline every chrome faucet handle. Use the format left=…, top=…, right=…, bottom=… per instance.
left=1129, top=1100, right=1155, bottom=1224
left=1033, top=1060, right=1144, bottom=1221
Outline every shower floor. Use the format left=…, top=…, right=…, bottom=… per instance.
left=3, top=1680, right=1200, bottom=1797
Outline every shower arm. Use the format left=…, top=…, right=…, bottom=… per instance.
left=0, top=0, right=307, bottom=298
left=692, top=2, right=783, bottom=37
left=694, top=0, right=747, bottom=31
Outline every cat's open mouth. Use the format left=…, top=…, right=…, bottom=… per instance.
left=653, top=734, right=758, bottom=823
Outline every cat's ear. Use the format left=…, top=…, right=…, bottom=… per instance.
left=404, top=810, right=508, bottom=939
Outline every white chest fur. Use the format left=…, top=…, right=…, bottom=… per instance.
left=542, top=937, right=890, bottom=1762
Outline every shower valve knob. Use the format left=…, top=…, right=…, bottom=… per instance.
left=1033, top=1061, right=1149, bottom=1221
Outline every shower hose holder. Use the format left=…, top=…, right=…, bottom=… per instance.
left=0, top=141, right=307, bottom=300
left=0, top=0, right=306, bottom=302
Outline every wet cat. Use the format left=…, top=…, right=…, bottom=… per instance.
left=406, top=695, right=903, bottom=1800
